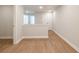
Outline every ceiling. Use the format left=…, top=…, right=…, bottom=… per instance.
left=23, top=5, right=59, bottom=13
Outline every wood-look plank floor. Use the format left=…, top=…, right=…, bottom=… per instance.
left=0, top=30, right=77, bottom=53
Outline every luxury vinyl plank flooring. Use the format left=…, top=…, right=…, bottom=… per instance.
left=0, top=30, right=77, bottom=53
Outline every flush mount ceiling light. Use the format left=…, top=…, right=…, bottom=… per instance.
left=39, top=6, right=43, bottom=9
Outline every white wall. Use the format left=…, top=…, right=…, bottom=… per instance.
left=13, top=5, right=24, bottom=44
left=35, top=12, right=54, bottom=30
left=22, top=12, right=53, bottom=38
left=35, top=13, right=43, bottom=24
left=0, top=5, right=13, bottom=39
left=42, top=12, right=54, bottom=30
left=54, top=6, right=79, bottom=51
left=22, top=24, right=48, bottom=38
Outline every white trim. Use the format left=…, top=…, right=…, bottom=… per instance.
left=53, top=30, right=79, bottom=52
left=22, top=36, right=48, bottom=39
left=14, top=36, right=48, bottom=44
left=13, top=38, right=22, bottom=44
left=0, top=36, right=12, bottom=39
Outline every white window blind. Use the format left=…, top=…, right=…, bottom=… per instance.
left=24, top=15, right=35, bottom=24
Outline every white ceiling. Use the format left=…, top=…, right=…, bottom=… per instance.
left=23, top=5, right=59, bottom=13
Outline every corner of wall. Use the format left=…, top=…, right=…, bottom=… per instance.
left=13, top=38, right=23, bottom=44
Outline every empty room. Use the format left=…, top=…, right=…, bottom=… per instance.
left=0, top=5, right=79, bottom=53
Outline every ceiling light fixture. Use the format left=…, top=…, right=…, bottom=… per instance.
left=39, top=6, right=43, bottom=9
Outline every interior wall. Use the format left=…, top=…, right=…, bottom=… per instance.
left=0, top=5, right=13, bottom=38
left=35, top=13, right=43, bottom=24
left=23, top=12, right=52, bottom=38
left=42, top=12, right=54, bottom=30
left=54, top=5, right=79, bottom=51
left=22, top=24, right=48, bottom=38
left=13, top=5, right=24, bottom=44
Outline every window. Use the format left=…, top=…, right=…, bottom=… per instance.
left=30, top=16, right=35, bottom=24
left=24, top=15, right=35, bottom=24
left=24, top=15, right=29, bottom=24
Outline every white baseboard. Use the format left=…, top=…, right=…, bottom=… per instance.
left=14, top=36, right=48, bottom=44
left=0, top=36, right=12, bottom=39
left=53, top=30, right=79, bottom=52
left=13, top=38, right=22, bottom=44
left=22, top=36, right=48, bottom=39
